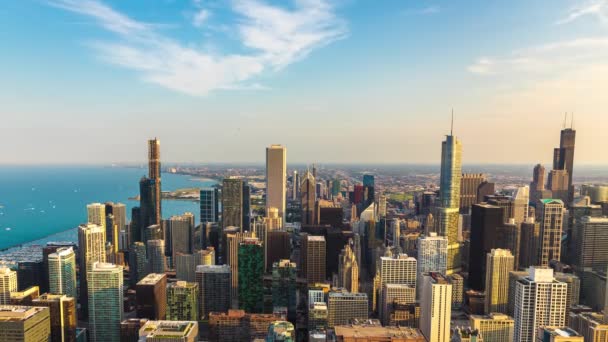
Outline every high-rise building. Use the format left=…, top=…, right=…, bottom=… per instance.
left=266, top=145, right=287, bottom=222
left=548, top=169, right=570, bottom=204
left=485, top=249, right=514, bottom=314
left=130, top=206, right=142, bottom=243
left=145, top=138, right=162, bottom=228
left=469, top=203, right=503, bottom=290
left=337, top=242, right=359, bottom=293
left=292, top=170, right=299, bottom=201
left=538, top=199, right=564, bottom=266
left=136, top=273, right=167, bottom=320
left=266, top=230, right=291, bottom=272
left=129, top=242, right=148, bottom=287
left=271, top=259, right=297, bottom=322
left=302, top=235, right=326, bottom=284
left=0, top=268, right=17, bottom=305
left=47, top=247, right=77, bottom=299
left=105, top=202, right=126, bottom=252
left=120, top=318, right=149, bottom=342
left=31, top=294, right=77, bottom=342
left=87, top=203, right=106, bottom=230
left=226, top=230, right=255, bottom=307
left=238, top=238, right=264, bottom=313
left=168, top=213, right=195, bottom=261
left=420, top=273, right=452, bottom=342
left=470, top=313, right=514, bottom=342
left=175, top=250, right=207, bottom=282
left=520, top=218, right=540, bottom=269
left=147, top=239, right=167, bottom=274
left=494, top=220, right=520, bottom=271
left=416, top=233, right=448, bottom=294
left=460, top=173, right=486, bottom=211
left=537, top=326, right=583, bottom=341
left=553, top=126, right=576, bottom=204
left=16, top=261, right=44, bottom=294
left=200, top=187, right=219, bottom=224
left=196, top=265, right=231, bottom=320
left=138, top=320, right=199, bottom=342
left=222, top=178, right=244, bottom=230
left=208, top=310, right=282, bottom=341
left=0, top=305, right=51, bottom=342
left=569, top=312, right=608, bottom=342
left=166, top=281, right=198, bottom=321
left=532, top=164, right=546, bottom=192
left=573, top=217, right=608, bottom=273
left=87, top=262, right=124, bottom=342
left=447, top=274, right=464, bottom=310
left=380, top=284, right=415, bottom=325
left=139, top=176, right=162, bottom=233
left=77, top=223, right=106, bottom=317
left=300, top=170, right=316, bottom=225
left=513, top=267, right=568, bottom=342
left=327, top=290, right=368, bottom=327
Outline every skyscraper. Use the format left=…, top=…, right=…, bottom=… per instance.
left=266, top=144, right=287, bottom=222
left=380, top=284, right=415, bottom=325
left=573, top=216, right=608, bottom=273
left=271, top=259, right=297, bottom=322
left=222, top=177, right=244, bottom=230
left=0, top=305, right=51, bottom=342
left=537, top=199, right=564, bottom=266
left=292, top=170, right=299, bottom=201
left=200, top=187, right=219, bottom=224
left=0, top=267, right=17, bottom=305
left=302, top=235, right=326, bottom=284
left=105, top=202, right=126, bottom=252
left=47, top=247, right=77, bottom=299
left=519, top=218, right=540, bottom=269
left=470, top=313, right=514, bottom=342
left=31, top=293, right=77, bottom=342
left=327, top=291, right=368, bottom=327
left=300, top=170, right=316, bottom=225
left=147, top=239, right=167, bottom=274
left=87, top=262, right=124, bottom=342
left=420, top=273, right=452, bottom=342
left=469, top=203, right=502, bottom=290
left=238, top=238, right=264, bottom=313
left=196, top=265, right=231, bottom=320
left=416, top=233, right=448, bottom=288
left=166, top=281, right=198, bottom=321
left=175, top=250, right=206, bottom=282
left=139, top=176, right=162, bottom=232
left=484, top=249, right=514, bottom=314
left=337, top=242, right=359, bottom=294
left=87, top=203, right=106, bottom=230
left=136, top=273, right=167, bottom=320
left=129, top=241, right=148, bottom=287
left=460, top=173, right=486, bottom=211
left=168, top=212, right=195, bottom=261
left=226, top=230, right=255, bottom=308
left=78, top=223, right=106, bottom=317
left=531, top=164, right=546, bottom=192
left=513, top=267, right=567, bottom=342
left=553, top=126, right=576, bottom=204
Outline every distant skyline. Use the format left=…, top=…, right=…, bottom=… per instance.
left=2, top=1, right=608, bottom=164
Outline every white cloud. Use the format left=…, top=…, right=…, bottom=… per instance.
left=556, top=0, right=608, bottom=25
left=48, top=0, right=347, bottom=95
left=468, top=37, right=608, bottom=75
left=192, top=9, right=210, bottom=27
left=403, top=5, right=441, bottom=16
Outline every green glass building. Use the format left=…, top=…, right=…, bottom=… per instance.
left=238, top=238, right=264, bottom=313
left=166, top=281, right=199, bottom=321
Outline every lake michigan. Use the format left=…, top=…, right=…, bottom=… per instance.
left=0, top=166, right=216, bottom=250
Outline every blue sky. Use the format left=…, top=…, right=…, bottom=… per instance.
left=1, top=0, right=608, bottom=164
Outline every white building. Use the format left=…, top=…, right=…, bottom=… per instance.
left=513, top=267, right=568, bottom=342
left=420, top=273, right=452, bottom=342
left=266, top=145, right=287, bottom=222
left=0, top=267, right=17, bottom=305
left=48, top=247, right=77, bottom=299
left=86, top=203, right=106, bottom=230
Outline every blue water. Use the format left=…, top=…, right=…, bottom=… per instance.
left=0, top=166, right=216, bottom=249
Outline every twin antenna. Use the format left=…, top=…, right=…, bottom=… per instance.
left=563, top=112, right=574, bottom=129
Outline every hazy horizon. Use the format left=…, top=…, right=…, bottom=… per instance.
left=2, top=1, right=608, bottom=164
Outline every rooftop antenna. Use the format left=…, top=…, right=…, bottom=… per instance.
left=563, top=112, right=567, bottom=129
left=571, top=112, right=574, bottom=129
left=451, top=109, right=454, bottom=136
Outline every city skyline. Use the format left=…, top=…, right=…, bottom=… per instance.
left=2, top=1, right=608, bottom=164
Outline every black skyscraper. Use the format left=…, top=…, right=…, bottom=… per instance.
left=468, top=203, right=503, bottom=291
left=553, top=127, right=576, bottom=204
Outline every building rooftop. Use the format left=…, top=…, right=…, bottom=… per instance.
left=138, top=273, right=166, bottom=285
left=308, top=235, right=325, bottom=242
left=540, top=327, right=581, bottom=337
left=196, top=264, right=230, bottom=273
left=333, top=325, right=424, bottom=339
left=0, top=306, right=48, bottom=322
left=139, top=320, right=197, bottom=338
left=540, top=199, right=564, bottom=205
